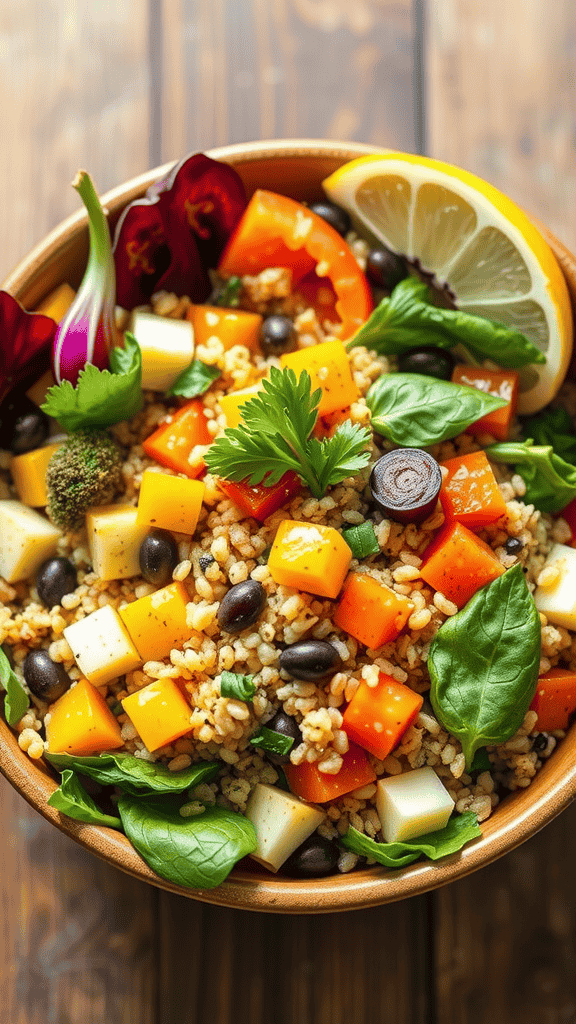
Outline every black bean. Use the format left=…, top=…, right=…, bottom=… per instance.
left=139, top=530, right=179, bottom=587
left=533, top=733, right=549, bottom=753
left=398, top=346, right=455, bottom=381
left=504, top=536, right=524, bottom=555
left=308, top=201, right=351, bottom=237
left=36, top=557, right=78, bottom=608
left=199, top=553, right=215, bottom=572
left=260, top=315, right=297, bottom=356
left=366, top=247, right=407, bottom=291
left=279, top=640, right=342, bottom=681
left=217, top=579, right=266, bottom=634
left=370, top=449, right=442, bottom=524
left=284, top=835, right=340, bottom=877
left=23, top=650, right=69, bottom=703
left=266, top=710, right=303, bottom=765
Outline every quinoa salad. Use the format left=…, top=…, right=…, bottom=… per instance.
left=1, top=151, right=576, bottom=890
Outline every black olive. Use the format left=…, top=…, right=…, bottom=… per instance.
left=398, top=346, right=455, bottom=381
left=23, top=650, right=69, bottom=703
left=260, top=316, right=297, bottom=357
left=199, top=553, right=215, bottom=572
left=370, top=449, right=442, bottom=524
left=366, top=247, right=407, bottom=291
left=308, top=201, right=351, bottom=237
left=139, top=530, right=179, bottom=586
left=533, top=733, right=549, bottom=753
left=266, top=710, right=303, bottom=766
left=36, top=557, right=78, bottom=608
left=279, top=640, right=341, bottom=681
left=284, top=834, right=340, bottom=877
left=10, top=408, right=50, bottom=455
left=504, top=536, right=524, bottom=556
left=217, top=579, right=266, bottom=634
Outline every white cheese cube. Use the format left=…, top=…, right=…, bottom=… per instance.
left=376, top=767, right=455, bottom=843
left=534, top=543, right=576, bottom=630
left=86, top=504, right=150, bottom=581
left=63, top=605, right=141, bottom=686
left=0, top=500, right=61, bottom=583
left=245, top=783, right=325, bottom=873
left=131, top=310, right=194, bottom=392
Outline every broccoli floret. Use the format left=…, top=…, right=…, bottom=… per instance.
left=46, top=429, right=123, bottom=530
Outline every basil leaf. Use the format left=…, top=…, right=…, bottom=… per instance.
left=220, top=671, right=256, bottom=702
left=342, top=521, right=380, bottom=559
left=46, top=751, right=219, bottom=796
left=340, top=812, right=481, bottom=867
left=47, top=770, right=122, bottom=828
left=367, top=373, right=507, bottom=448
left=523, top=407, right=576, bottom=465
left=0, top=645, right=29, bottom=726
left=118, top=794, right=256, bottom=889
left=250, top=726, right=294, bottom=756
left=486, top=439, right=576, bottom=513
left=469, top=749, right=492, bottom=774
left=212, top=276, right=242, bottom=307
left=428, top=564, right=541, bottom=768
left=167, top=359, right=220, bottom=398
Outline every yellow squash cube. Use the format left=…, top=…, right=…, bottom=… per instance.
left=280, top=340, right=358, bottom=415
left=137, top=469, right=205, bottom=535
left=46, top=678, right=123, bottom=756
left=86, top=504, right=150, bottom=581
left=188, top=304, right=263, bottom=353
left=268, top=520, right=352, bottom=599
left=119, top=581, right=191, bottom=662
left=10, top=442, right=62, bottom=507
left=218, top=384, right=263, bottom=429
left=36, top=282, right=75, bottom=322
left=122, top=678, right=192, bottom=752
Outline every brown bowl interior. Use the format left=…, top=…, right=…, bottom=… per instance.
left=2, top=139, right=576, bottom=913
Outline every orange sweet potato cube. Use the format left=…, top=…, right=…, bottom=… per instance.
left=452, top=365, right=519, bottom=441
left=122, top=678, right=192, bottom=752
left=440, top=450, right=507, bottom=531
left=187, top=304, right=263, bottom=353
left=334, top=573, right=413, bottom=648
left=420, top=520, right=504, bottom=609
left=342, top=673, right=423, bottom=760
left=46, top=678, right=123, bottom=756
left=268, top=520, right=352, bottom=599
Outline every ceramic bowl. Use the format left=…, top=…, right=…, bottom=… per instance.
left=2, top=139, right=576, bottom=913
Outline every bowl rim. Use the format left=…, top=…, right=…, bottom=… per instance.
left=2, top=137, right=576, bottom=913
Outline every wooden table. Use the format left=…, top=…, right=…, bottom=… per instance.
left=2, top=2, right=576, bottom=1021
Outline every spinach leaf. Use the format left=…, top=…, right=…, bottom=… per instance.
left=118, top=795, right=256, bottom=889
left=0, top=645, right=29, bottom=726
left=47, top=770, right=122, bottom=828
left=220, top=671, right=256, bottom=702
left=167, top=359, right=220, bottom=398
left=250, top=726, right=294, bottom=756
left=522, top=407, right=576, bottom=465
left=46, top=751, right=219, bottom=795
left=486, top=439, right=576, bottom=513
left=367, top=373, right=506, bottom=448
left=428, top=564, right=541, bottom=768
left=348, top=278, right=545, bottom=368
left=340, top=812, right=481, bottom=868
left=342, top=521, right=380, bottom=559
left=469, top=749, right=492, bottom=774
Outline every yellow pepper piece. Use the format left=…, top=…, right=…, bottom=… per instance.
left=137, top=469, right=205, bottom=535
left=119, top=582, right=191, bottom=662
left=280, top=339, right=358, bottom=415
left=10, top=442, right=62, bottom=507
left=122, top=678, right=192, bottom=752
left=268, top=520, right=352, bottom=599
left=188, top=304, right=263, bottom=353
left=36, top=282, right=75, bottom=322
left=218, top=384, right=263, bottom=429
left=46, top=678, right=123, bottom=756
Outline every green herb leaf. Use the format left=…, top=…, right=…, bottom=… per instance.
left=367, top=373, right=506, bottom=448
left=469, top=749, right=492, bottom=774
left=46, top=751, right=219, bottom=796
left=168, top=359, right=221, bottom=398
left=342, top=520, right=380, bottom=559
left=349, top=277, right=546, bottom=369
left=0, top=645, right=29, bottom=726
left=523, top=407, right=576, bottom=465
left=340, top=812, right=481, bottom=868
left=428, top=564, right=541, bottom=768
left=41, top=332, right=143, bottom=431
left=220, top=671, right=256, bottom=702
left=117, top=795, right=256, bottom=889
left=213, top=276, right=242, bottom=307
left=204, top=366, right=371, bottom=498
left=47, top=770, right=122, bottom=828
left=250, top=726, right=294, bottom=756
left=486, top=439, right=576, bottom=513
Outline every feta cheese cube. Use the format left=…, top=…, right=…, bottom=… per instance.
left=63, top=605, right=142, bottom=686
left=131, top=310, right=194, bottom=392
left=86, top=504, right=150, bottom=581
left=376, top=767, right=455, bottom=843
left=245, top=783, right=325, bottom=872
left=0, top=500, right=61, bottom=583
left=534, top=543, right=576, bottom=629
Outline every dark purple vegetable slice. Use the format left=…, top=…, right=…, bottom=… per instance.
left=370, top=448, right=442, bottom=524
left=0, top=291, right=56, bottom=405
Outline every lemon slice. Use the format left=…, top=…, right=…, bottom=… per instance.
left=323, top=152, right=573, bottom=413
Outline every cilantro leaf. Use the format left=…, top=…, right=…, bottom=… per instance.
left=220, top=671, right=256, bottom=702
left=342, top=521, right=380, bottom=559
left=0, top=644, right=29, bottom=726
left=41, top=332, right=143, bottom=431
left=168, top=359, right=220, bottom=398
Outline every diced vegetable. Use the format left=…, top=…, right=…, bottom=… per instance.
left=420, top=520, right=505, bottom=609
left=45, top=678, right=123, bottom=756
left=451, top=364, right=519, bottom=440
left=560, top=497, right=576, bottom=548
left=63, top=605, right=142, bottom=686
left=36, top=283, right=75, bottom=322
left=130, top=310, right=194, bottom=391
left=137, top=469, right=205, bottom=535
left=342, top=672, right=423, bottom=759
left=285, top=743, right=376, bottom=803
left=439, top=450, right=507, bottom=530
left=142, top=399, right=211, bottom=477
left=0, top=500, right=61, bottom=583
left=218, top=384, right=263, bottom=429
left=118, top=581, right=191, bottom=662
left=280, top=340, right=358, bottom=416
left=187, top=304, right=263, bottom=353
left=10, top=442, right=62, bottom=507
left=268, top=520, right=352, bottom=599
left=86, top=504, right=150, bottom=581
left=218, top=471, right=300, bottom=522
left=370, top=449, right=442, bottom=524
left=122, top=678, right=192, bottom=752
left=534, top=543, right=576, bottom=629
left=529, top=668, right=576, bottom=731
left=334, top=573, right=413, bottom=649
left=245, top=783, right=326, bottom=872
left=375, top=766, right=455, bottom=843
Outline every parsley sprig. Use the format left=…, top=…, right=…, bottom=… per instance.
left=204, top=366, right=371, bottom=498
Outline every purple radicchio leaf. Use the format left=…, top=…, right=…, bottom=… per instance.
left=0, top=290, right=55, bottom=405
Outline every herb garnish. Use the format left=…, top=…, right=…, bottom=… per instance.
left=486, top=439, right=576, bottom=513
left=340, top=812, right=481, bottom=867
left=250, top=726, right=295, bottom=757
left=212, top=276, right=242, bottom=307
left=0, top=644, right=29, bottom=726
left=342, top=521, right=380, bottom=559
left=168, top=358, right=220, bottom=398
left=522, top=406, right=576, bottom=466
left=220, top=671, right=256, bottom=703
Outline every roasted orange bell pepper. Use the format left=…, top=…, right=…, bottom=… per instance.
left=530, top=668, right=576, bottom=731
left=142, top=399, right=212, bottom=478
left=219, top=471, right=301, bottom=522
left=451, top=365, right=519, bottom=441
left=439, top=450, right=507, bottom=531
left=285, top=743, right=376, bottom=803
left=342, top=673, right=423, bottom=760
left=334, top=573, right=413, bottom=649
left=420, top=520, right=505, bottom=609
